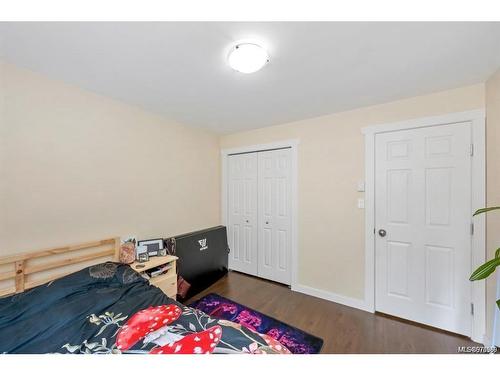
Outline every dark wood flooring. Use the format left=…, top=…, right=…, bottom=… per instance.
left=186, top=271, right=477, bottom=354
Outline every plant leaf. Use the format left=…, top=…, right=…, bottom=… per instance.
left=473, top=207, right=500, bottom=216
left=497, top=299, right=500, bottom=311
left=470, top=258, right=500, bottom=281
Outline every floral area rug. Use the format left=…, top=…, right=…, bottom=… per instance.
left=189, top=293, right=323, bottom=354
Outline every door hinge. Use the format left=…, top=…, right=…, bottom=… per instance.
left=471, top=303, right=474, bottom=315
left=470, top=144, right=474, bottom=157
left=471, top=223, right=475, bottom=235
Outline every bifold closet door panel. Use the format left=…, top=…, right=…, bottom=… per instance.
left=227, top=153, right=258, bottom=275
left=257, top=149, right=292, bottom=285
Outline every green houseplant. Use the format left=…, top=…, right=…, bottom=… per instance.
left=470, top=206, right=500, bottom=311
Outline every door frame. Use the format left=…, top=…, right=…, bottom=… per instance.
left=362, top=109, right=486, bottom=343
left=221, top=139, right=300, bottom=288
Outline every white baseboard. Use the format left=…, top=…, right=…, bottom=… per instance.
left=292, top=283, right=491, bottom=346
left=291, top=284, right=372, bottom=312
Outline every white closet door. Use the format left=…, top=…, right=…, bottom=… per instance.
left=375, top=122, right=472, bottom=336
left=257, top=148, right=292, bottom=284
left=227, top=153, right=258, bottom=275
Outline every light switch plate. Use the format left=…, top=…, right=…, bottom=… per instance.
left=357, top=181, right=365, bottom=192
left=357, top=198, right=365, bottom=209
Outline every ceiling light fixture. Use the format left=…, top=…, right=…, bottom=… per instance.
left=227, top=43, right=269, bottom=74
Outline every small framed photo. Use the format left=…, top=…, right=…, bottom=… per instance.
left=137, top=252, right=149, bottom=263
left=137, top=238, right=164, bottom=257
left=136, top=245, right=149, bottom=262
left=158, top=247, right=167, bottom=256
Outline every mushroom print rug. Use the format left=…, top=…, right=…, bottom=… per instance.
left=189, top=293, right=323, bottom=354
left=0, top=263, right=289, bottom=354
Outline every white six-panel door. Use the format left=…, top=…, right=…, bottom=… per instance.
left=227, top=148, right=292, bottom=285
left=375, top=122, right=472, bottom=336
left=227, top=153, right=258, bottom=275
left=257, top=149, right=292, bottom=284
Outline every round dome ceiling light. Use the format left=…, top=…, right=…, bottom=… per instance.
left=228, top=43, right=269, bottom=74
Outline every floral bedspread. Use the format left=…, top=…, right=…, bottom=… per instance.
left=0, top=262, right=289, bottom=354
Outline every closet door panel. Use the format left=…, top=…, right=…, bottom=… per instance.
left=257, top=149, right=292, bottom=284
left=227, top=153, right=258, bottom=275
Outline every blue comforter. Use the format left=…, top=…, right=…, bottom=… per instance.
left=0, top=262, right=287, bottom=354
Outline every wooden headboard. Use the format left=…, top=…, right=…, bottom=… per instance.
left=0, top=237, right=120, bottom=297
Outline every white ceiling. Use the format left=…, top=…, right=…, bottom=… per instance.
left=1, top=22, right=500, bottom=134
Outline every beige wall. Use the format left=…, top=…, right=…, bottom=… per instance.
left=221, top=84, right=485, bottom=300
left=486, top=68, right=500, bottom=340
left=2, top=58, right=497, bottom=339
left=0, top=62, right=220, bottom=254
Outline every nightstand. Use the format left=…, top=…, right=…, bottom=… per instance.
left=130, top=255, right=178, bottom=300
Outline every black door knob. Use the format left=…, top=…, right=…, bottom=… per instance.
left=378, top=229, right=387, bottom=237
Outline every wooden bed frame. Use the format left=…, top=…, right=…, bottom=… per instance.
left=0, top=237, right=120, bottom=298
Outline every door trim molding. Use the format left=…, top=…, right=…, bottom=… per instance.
left=221, top=139, right=300, bottom=289
left=362, top=109, right=486, bottom=343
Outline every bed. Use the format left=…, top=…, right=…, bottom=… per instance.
left=0, top=238, right=289, bottom=354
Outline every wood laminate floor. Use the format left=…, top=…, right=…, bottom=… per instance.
left=187, top=271, right=478, bottom=354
